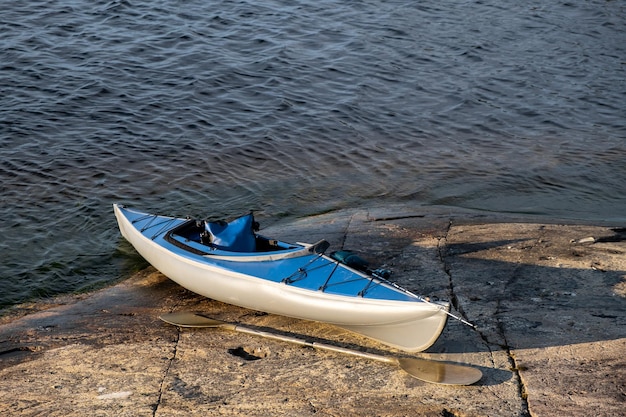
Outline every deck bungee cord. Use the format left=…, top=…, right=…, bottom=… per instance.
left=282, top=248, right=475, bottom=328
left=131, top=212, right=181, bottom=240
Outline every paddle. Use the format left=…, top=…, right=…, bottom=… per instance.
left=159, top=312, right=483, bottom=386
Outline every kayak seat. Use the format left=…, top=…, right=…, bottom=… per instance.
left=204, top=213, right=258, bottom=252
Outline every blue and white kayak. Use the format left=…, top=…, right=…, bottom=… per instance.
left=113, top=204, right=449, bottom=352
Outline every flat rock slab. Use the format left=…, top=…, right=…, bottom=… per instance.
left=0, top=205, right=624, bottom=416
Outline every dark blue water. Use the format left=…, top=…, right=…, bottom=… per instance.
left=1, top=0, right=625, bottom=309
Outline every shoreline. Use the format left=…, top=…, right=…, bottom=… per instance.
left=1, top=205, right=624, bottom=416
left=1, top=204, right=621, bottom=321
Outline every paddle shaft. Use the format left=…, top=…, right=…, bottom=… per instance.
left=159, top=312, right=483, bottom=385
left=231, top=324, right=482, bottom=385
left=228, top=323, right=396, bottom=366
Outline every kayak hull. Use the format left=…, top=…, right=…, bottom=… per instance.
left=114, top=204, right=448, bottom=352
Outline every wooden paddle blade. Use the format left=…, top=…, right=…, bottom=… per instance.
left=159, top=312, right=228, bottom=328
left=397, top=358, right=482, bottom=385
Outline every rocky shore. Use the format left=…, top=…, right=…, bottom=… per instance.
left=1, top=205, right=624, bottom=416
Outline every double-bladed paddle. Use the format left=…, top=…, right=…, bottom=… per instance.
left=159, top=312, right=483, bottom=386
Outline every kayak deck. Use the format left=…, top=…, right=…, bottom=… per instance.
left=126, top=209, right=421, bottom=301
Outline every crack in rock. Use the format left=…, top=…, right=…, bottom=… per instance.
left=495, top=306, right=531, bottom=417
left=493, top=229, right=552, bottom=417
left=439, top=219, right=532, bottom=415
left=153, top=328, right=180, bottom=416
left=436, top=219, right=476, bottom=330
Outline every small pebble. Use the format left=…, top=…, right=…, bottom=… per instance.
left=97, top=391, right=133, bottom=400
left=575, top=237, right=595, bottom=244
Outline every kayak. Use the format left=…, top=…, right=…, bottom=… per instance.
left=113, top=204, right=449, bottom=352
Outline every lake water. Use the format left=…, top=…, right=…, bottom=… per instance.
left=1, top=0, right=625, bottom=309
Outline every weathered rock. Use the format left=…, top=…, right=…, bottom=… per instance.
left=0, top=205, right=624, bottom=416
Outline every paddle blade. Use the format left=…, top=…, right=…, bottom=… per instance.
left=159, top=312, right=228, bottom=328
left=398, top=358, right=483, bottom=385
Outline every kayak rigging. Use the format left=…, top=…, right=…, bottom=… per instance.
left=131, top=213, right=180, bottom=239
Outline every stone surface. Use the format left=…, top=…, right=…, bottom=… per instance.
left=1, top=205, right=624, bottom=416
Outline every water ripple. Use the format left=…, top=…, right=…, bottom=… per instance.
left=1, top=0, right=624, bottom=308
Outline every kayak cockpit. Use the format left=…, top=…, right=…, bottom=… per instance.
left=163, top=213, right=308, bottom=260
